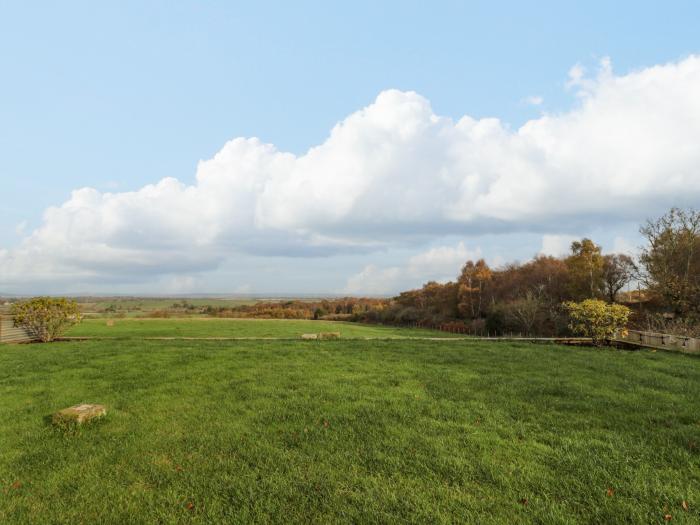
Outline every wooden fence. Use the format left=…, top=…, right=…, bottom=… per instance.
left=407, top=321, right=475, bottom=335
left=614, top=329, right=700, bottom=354
left=395, top=321, right=700, bottom=354
left=401, top=321, right=533, bottom=338
left=0, top=306, right=34, bottom=344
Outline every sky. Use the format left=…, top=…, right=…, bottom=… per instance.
left=1, top=1, right=700, bottom=295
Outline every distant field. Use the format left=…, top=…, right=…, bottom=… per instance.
left=0, top=339, right=698, bottom=524
left=66, top=318, right=460, bottom=339
left=79, top=298, right=259, bottom=317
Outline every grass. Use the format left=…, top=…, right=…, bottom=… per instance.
left=0, top=337, right=698, bottom=523
left=66, top=318, right=460, bottom=339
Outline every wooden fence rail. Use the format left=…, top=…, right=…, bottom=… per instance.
left=614, top=329, right=700, bottom=354
left=0, top=306, right=34, bottom=344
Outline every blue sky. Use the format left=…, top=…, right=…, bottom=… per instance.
left=1, top=1, right=700, bottom=295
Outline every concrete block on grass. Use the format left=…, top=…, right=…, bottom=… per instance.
left=53, top=404, right=107, bottom=426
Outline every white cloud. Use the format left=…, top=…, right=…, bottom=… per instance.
left=404, top=242, right=482, bottom=279
left=163, top=274, right=198, bottom=294
left=611, top=236, right=639, bottom=256
left=343, top=265, right=404, bottom=296
left=566, top=63, right=586, bottom=89
left=3, top=55, right=700, bottom=288
left=524, top=95, right=543, bottom=106
left=539, top=234, right=577, bottom=257
left=343, top=242, right=482, bottom=295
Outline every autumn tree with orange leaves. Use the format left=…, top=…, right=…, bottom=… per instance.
left=457, top=259, right=492, bottom=319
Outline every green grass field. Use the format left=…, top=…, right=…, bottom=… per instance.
left=67, top=318, right=459, bottom=339
left=1, top=335, right=698, bottom=523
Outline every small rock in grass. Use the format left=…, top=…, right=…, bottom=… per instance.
left=53, top=404, right=107, bottom=426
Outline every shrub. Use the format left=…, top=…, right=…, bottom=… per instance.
left=485, top=307, right=506, bottom=336
left=11, top=297, right=82, bottom=342
left=502, top=292, right=543, bottom=336
left=564, top=299, right=630, bottom=345
left=395, top=307, right=421, bottom=324
left=464, top=318, right=487, bottom=336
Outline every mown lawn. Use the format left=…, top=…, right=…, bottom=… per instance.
left=0, top=339, right=698, bottom=524
left=67, top=318, right=459, bottom=339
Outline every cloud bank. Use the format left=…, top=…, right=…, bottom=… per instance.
left=344, top=242, right=482, bottom=295
left=3, top=55, right=700, bottom=287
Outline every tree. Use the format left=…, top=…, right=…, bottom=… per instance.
left=395, top=281, right=459, bottom=322
left=11, top=297, right=82, bottom=342
left=457, top=259, right=492, bottom=319
left=566, top=238, right=604, bottom=300
left=564, top=299, right=630, bottom=345
left=600, top=254, right=637, bottom=303
left=639, top=207, right=700, bottom=315
left=505, top=291, right=542, bottom=336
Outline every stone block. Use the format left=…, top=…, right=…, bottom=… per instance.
left=53, top=404, right=107, bottom=426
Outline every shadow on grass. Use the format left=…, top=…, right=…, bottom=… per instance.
left=42, top=413, right=111, bottom=436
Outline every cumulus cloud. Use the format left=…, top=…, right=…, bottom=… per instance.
left=343, top=242, right=482, bottom=295
left=3, top=55, right=700, bottom=287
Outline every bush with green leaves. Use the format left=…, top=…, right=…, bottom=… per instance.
left=563, top=299, right=630, bottom=345
left=11, top=297, right=82, bottom=342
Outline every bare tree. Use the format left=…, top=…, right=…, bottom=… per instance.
left=507, top=290, right=542, bottom=336
left=601, top=254, right=637, bottom=303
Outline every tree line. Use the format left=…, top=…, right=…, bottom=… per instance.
left=353, top=208, right=700, bottom=337
left=195, top=297, right=386, bottom=320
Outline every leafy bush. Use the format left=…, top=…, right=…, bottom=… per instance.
left=564, top=299, right=630, bottom=345
left=11, top=297, right=82, bottom=342
left=485, top=307, right=506, bottom=336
